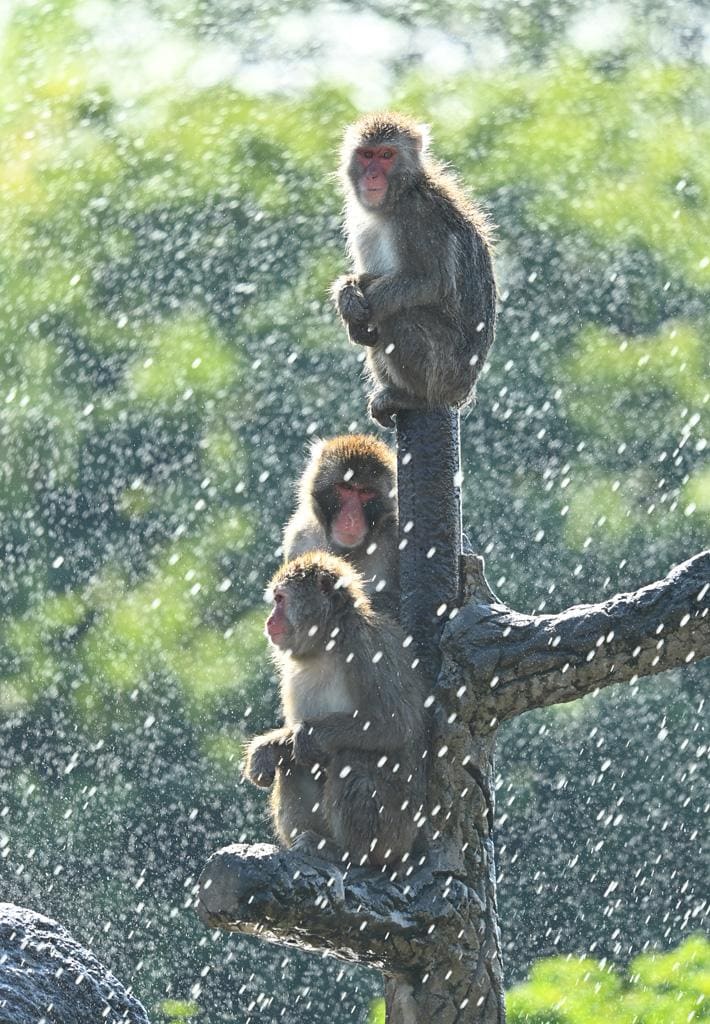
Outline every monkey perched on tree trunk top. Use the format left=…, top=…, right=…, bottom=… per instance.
left=333, top=111, right=497, bottom=428
left=244, top=553, right=427, bottom=867
left=283, top=434, right=399, bottom=615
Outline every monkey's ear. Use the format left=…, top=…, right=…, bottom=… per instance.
left=307, top=436, right=325, bottom=458
left=416, top=123, right=431, bottom=153
left=317, top=573, right=335, bottom=595
left=318, top=572, right=351, bottom=602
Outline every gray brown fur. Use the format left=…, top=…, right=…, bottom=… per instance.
left=333, top=111, right=497, bottom=427
left=244, top=552, right=427, bottom=867
left=282, top=434, right=399, bottom=614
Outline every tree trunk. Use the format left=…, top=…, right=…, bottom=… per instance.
left=390, top=409, right=505, bottom=1024
left=383, top=728, right=504, bottom=1024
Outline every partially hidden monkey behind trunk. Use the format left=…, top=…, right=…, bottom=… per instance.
left=283, top=434, right=399, bottom=615
left=244, top=552, right=427, bottom=867
left=333, top=111, right=497, bottom=428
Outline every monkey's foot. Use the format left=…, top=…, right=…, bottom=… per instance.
left=244, top=749, right=276, bottom=788
left=292, top=722, right=328, bottom=770
left=369, top=388, right=418, bottom=429
left=290, top=830, right=342, bottom=863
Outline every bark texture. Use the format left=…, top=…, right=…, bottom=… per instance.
left=443, top=550, right=710, bottom=726
left=396, top=408, right=462, bottom=677
left=390, top=409, right=505, bottom=1023
left=197, top=842, right=473, bottom=972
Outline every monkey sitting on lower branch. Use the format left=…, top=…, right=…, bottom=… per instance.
left=244, top=552, right=428, bottom=868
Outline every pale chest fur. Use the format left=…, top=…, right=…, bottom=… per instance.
left=346, top=203, right=399, bottom=276
left=281, top=656, right=355, bottom=726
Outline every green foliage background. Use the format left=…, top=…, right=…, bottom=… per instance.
left=0, top=0, right=707, bottom=1020
left=506, top=934, right=710, bottom=1024
left=371, top=934, right=710, bottom=1023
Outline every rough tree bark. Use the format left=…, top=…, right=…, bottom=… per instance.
left=196, top=409, right=710, bottom=1024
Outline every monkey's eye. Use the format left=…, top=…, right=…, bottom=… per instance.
left=274, top=591, right=284, bottom=605
left=381, top=150, right=394, bottom=160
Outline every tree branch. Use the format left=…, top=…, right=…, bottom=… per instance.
left=196, top=842, right=476, bottom=974
left=442, top=551, right=710, bottom=725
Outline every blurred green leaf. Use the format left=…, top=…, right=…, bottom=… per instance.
left=159, top=999, right=200, bottom=1020
left=508, top=935, right=710, bottom=1023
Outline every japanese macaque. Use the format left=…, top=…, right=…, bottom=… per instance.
left=244, top=553, right=427, bottom=867
left=283, top=434, right=398, bottom=615
left=332, top=111, right=497, bottom=428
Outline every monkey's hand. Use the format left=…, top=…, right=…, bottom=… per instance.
left=244, top=733, right=293, bottom=788
left=359, top=275, right=389, bottom=319
left=334, top=276, right=371, bottom=326
left=348, top=321, right=379, bottom=346
left=292, top=722, right=328, bottom=770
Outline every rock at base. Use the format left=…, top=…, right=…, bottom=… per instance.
left=0, top=903, right=150, bottom=1024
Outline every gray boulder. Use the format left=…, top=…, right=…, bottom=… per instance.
left=0, top=903, right=150, bottom=1023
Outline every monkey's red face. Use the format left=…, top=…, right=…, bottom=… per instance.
left=265, top=587, right=290, bottom=647
left=331, top=482, right=376, bottom=549
left=265, top=569, right=342, bottom=658
left=355, top=146, right=397, bottom=208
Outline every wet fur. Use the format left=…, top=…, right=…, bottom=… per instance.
left=334, top=111, right=497, bottom=426
left=245, top=553, right=427, bottom=867
left=282, top=435, right=399, bottom=615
